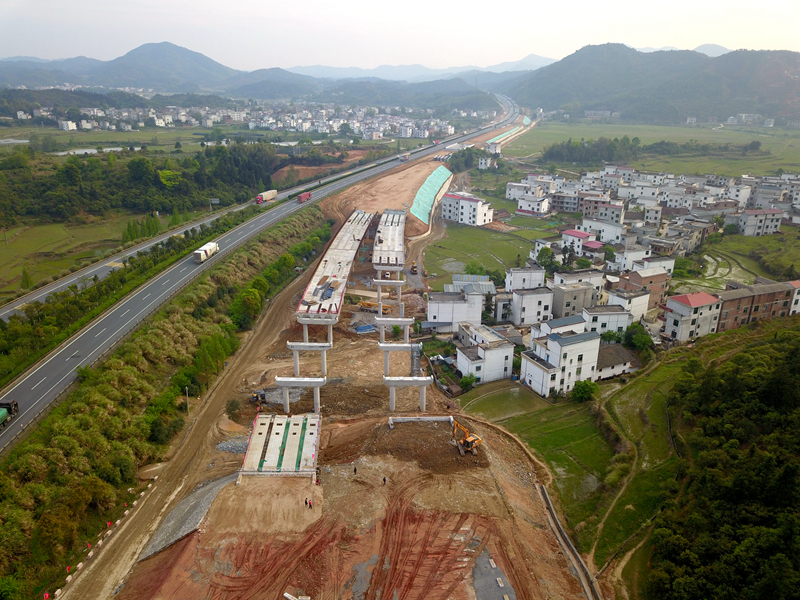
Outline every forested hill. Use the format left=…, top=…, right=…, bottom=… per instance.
left=506, top=43, right=800, bottom=123
left=0, top=141, right=375, bottom=225
left=650, top=327, right=800, bottom=598
left=0, top=89, right=234, bottom=118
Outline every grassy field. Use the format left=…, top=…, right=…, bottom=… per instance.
left=460, top=380, right=551, bottom=420
left=502, top=402, right=617, bottom=549
left=504, top=121, right=800, bottom=176
left=0, top=208, right=210, bottom=295
left=424, top=223, right=531, bottom=290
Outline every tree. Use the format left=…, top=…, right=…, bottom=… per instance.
left=19, top=268, right=32, bottom=290
left=460, top=374, right=477, bottom=391
left=537, top=247, right=556, bottom=271
left=624, top=323, right=653, bottom=352
left=601, top=331, right=623, bottom=344
left=572, top=380, right=599, bottom=402
left=174, top=141, right=182, bottom=151
left=239, top=288, right=262, bottom=319
left=338, top=123, right=353, bottom=135
left=723, top=224, right=740, bottom=236
left=576, top=257, right=592, bottom=269
left=603, top=245, right=617, bottom=262
left=465, top=260, right=485, bottom=275
left=391, top=325, right=402, bottom=340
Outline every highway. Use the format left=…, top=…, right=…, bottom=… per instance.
left=0, top=95, right=519, bottom=448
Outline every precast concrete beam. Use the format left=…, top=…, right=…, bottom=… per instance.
left=286, top=342, right=333, bottom=351
left=274, top=377, right=328, bottom=387
left=373, top=265, right=404, bottom=272
left=382, top=376, right=434, bottom=386
left=378, top=343, right=418, bottom=352
left=374, top=317, right=414, bottom=327
left=297, top=316, right=339, bottom=326
left=372, top=279, right=405, bottom=287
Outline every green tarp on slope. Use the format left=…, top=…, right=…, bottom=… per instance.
left=523, top=116, right=531, bottom=125
left=487, top=126, right=521, bottom=144
left=410, top=165, right=452, bottom=225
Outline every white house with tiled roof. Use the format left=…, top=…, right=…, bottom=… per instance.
left=561, top=229, right=592, bottom=255
left=663, top=292, right=721, bottom=342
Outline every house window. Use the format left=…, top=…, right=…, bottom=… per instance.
left=476, top=366, right=481, bottom=371
left=592, top=316, right=598, bottom=323
left=563, top=353, right=567, bottom=359
left=693, top=308, right=698, bottom=314
left=743, top=307, right=748, bottom=313
left=544, top=305, right=549, bottom=310
left=550, top=373, right=556, bottom=381
left=617, top=326, right=624, bottom=332
left=691, top=319, right=696, bottom=325
left=505, top=356, right=509, bottom=361
left=561, top=366, right=566, bottom=372
left=754, top=306, right=759, bottom=312
left=566, top=302, right=571, bottom=307
left=578, top=354, right=584, bottom=362
left=576, top=367, right=582, bottom=375
left=591, top=327, right=597, bottom=332
left=723, top=311, right=728, bottom=318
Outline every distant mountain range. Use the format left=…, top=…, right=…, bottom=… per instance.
left=2, top=42, right=798, bottom=122
left=504, top=43, right=800, bottom=122
left=286, top=54, right=555, bottom=82
left=636, top=44, right=730, bottom=57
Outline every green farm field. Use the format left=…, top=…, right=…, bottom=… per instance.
left=0, top=208, right=211, bottom=295
left=424, top=223, right=530, bottom=290
left=504, top=121, right=800, bottom=176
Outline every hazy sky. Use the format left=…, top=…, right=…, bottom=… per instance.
left=2, top=0, right=799, bottom=70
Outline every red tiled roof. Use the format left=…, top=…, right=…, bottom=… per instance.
left=583, top=240, right=604, bottom=249
left=744, top=209, right=783, bottom=215
left=669, top=292, right=718, bottom=307
left=787, top=280, right=800, bottom=289
left=562, top=229, right=592, bottom=239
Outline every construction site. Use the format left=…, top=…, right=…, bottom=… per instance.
left=60, top=114, right=593, bottom=600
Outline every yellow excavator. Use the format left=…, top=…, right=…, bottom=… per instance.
left=453, top=420, right=482, bottom=456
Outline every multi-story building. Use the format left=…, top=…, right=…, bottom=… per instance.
left=734, top=209, right=783, bottom=236
left=505, top=266, right=546, bottom=291
left=426, top=290, right=484, bottom=333
left=608, top=288, right=650, bottom=322
left=510, top=287, right=553, bottom=326
left=716, top=281, right=795, bottom=332
left=521, top=330, right=601, bottom=396
left=454, top=323, right=515, bottom=383
left=553, top=269, right=604, bottom=295
left=617, top=266, right=670, bottom=310
left=441, top=192, right=494, bottom=227
left=582, top=305, right=634, bottom=335
left=551, top=282, right=598, bottom=319
left=663, top=292, right=721, bottom=342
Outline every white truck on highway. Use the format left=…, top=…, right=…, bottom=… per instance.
left=194, top=242, right=220, bottom=263
left=256, top=190, right=278, bottom=204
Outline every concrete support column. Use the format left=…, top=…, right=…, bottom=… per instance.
left=419, top=385, right=427, bottom=412
left=399, top=288, right=404, bottom=318
left=313, top=386, right=321, bottom=414
left=303, top=324, right=309, bottom=343
left=389, top=386, right=396, bottom=412
left=404, top=325, right=409, bottom=344
left=293, top=350, right=300, bottom=377
left=283, top=387, right=290, bottom=414
left=376, top=283, right=382, bottom=304
left=321, top=350, right=327, bottom=376
left=384, top=351, right=390, bottom=377
left=380, top=324, right=385, bottom=343
left=327, top=324, right=333, bottom=345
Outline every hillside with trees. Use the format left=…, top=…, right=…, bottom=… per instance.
left=506, top=44, right=800, bottom=123
left=648, top=327, right=800, bottom=599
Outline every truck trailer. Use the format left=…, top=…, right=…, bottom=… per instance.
left=194, top=242, right=219, bottom=264
left=256, top=190, right=278, bottom=204
left=0, top=401, right=19, bottom=429
left=298, top=192, right=312, bottom=204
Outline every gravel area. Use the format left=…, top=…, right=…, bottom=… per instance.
left=217, top=436, right=249, bottom=454
left=472, top=548, right=518, bottom=600
left=140, top=473, right=238, bottom=561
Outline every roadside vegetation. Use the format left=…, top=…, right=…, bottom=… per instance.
left=0, top=207, right=329, bottom=599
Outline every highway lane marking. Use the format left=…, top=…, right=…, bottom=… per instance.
left=162, top=279, right=170, bottom=285
left=95, top=328, right=106, bottom=338
left=120, top=309, right=130, bottom=317
left=180, top=267, right=187, bottom=273
left=66, top=351, right=78, bottom=361
left=143, top=293, right=151, bottom=300
left=31, top=377, right=46, bottom=390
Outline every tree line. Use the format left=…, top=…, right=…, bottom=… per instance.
left=648, top=327, right=800, bottom=599
left=541, top=136, right=764, bottom=166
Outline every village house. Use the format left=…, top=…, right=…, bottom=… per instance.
left=521, top=330, right=601, bottom=396
left=454, top=323, right=515, bottom=383
left=663, top=292, right=721, bottom=342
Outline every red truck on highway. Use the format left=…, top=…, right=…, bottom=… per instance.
left=298, top=192, right=312, bottom=203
